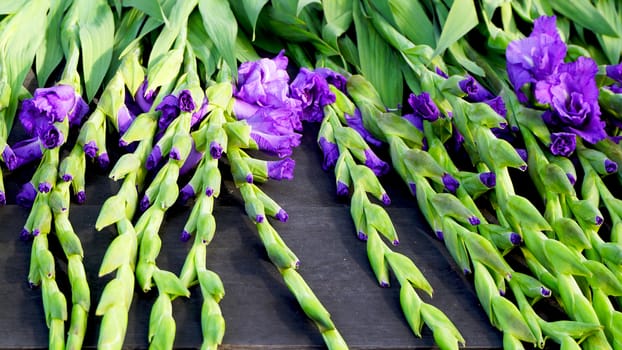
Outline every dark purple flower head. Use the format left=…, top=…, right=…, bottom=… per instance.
left=485, top=96, right=507, bottom=118
left=538, top=58, right=606, bottom=144
left=357, top=231, right=368, bottom=241
left=255, top=214, right=264, bottom=223
left=76, top=191, right=86, bottom=204
left=235, top=50, right=291, bottom=107
left=509, top=232, right=522, bottom=245
left=606, top=63, right=622, bottom=83
left=402, top=113, right=424, bottom=131
left=381, top=193, right=391, bottom=206
left=155, top=94, right=180, bottom=131
left=506, top=16, right=567, bottom=102
left=179, top=184, right=195, bottom=203
left=205, top=187, right=214, bottom=197
left=209, top=141, right=223, bottom=160
left=409, top=183, right=417, bottom=194
left=364, top=149, right=389, bottom=176
left=540, top=287, right=552, bottom=297
left=336, top=181, right=349, bottom=196
left=84, top=141, right=98, bottom=158
left=468, top=216, right=481, bottom=225
left=19, top=228, right=30, bottom=241
left=315, top=67, right=348, bottom=91
left=479, top=172, right=496, bottom=188
left=191, top=96, right=209, bottom=127
left=516, top=148, right=528, bottom=162
left=178, top=89, right=196, bottom=112
left=566, top=173, right=576, bottom=185
left=549, top=132, right=576, bottom=157
left=6, top=137, right=42, bottom=171
left=435, top=231, right=444, bottom=240
left=267, top=158, right=295, bottom=180
left=408, top=92, right=440, bottom=121
left=435, top=67, right=449, bottom=78
left=62, top=173, right=73, bottom=182
left=38, top=181, right=52, bottom=193
left=245, top=107, right=301, bottom=136
left=32, top=85, right=85, bottom=123
left=17, top=182, right=37, bottom=208
left=459, top=76, right=494, bottom=102
left=140, top=195, right=150, bottom=212
left=442, top=173, right=459, bottom=193
left=180, top=143, right=203, bottom=176
left=135, top=79, right=157, bottom=113
left=275, top=209, right=289, bottom=222
left=117, top=105, right=135, bottom=134
left=345, top=109, right=382, bottom=147
left=318, top=137, right=339, bottom=170
left=97, top=153, right=110, bottom=169
left=595, top=216, right=604, bottom=225
left=41, top=124, right=64, bottom=149
left=0, top=191, right=5, bottom=206
left=146, top=145, right=163, bottom=170
left=180, top=230, right=192, bottom=242
left=290, top=67, right=336, bottom=122
left=169, top=147, right=181, bottom=160
left=245, top=173, right=254, bottom=183
left=233, top=98, right=260, bottom=120
left=604, top=159, right=618, bottom=174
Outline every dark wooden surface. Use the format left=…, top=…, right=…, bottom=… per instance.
left=0, top=123, right=503, bottom=349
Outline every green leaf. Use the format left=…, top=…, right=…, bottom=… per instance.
left=297, top=0, right=320, bottom=16
left=35, top=0, right=65, bottom=87
left=433, top=0, right=478, bottom=58
left=77, top=0, right=115, bottom=101
left=322, top=0, right=352, bottom=46
left=240, top=0, right=269, bottom=40
left=387, top=0, right=435, bottom=46
left=198, top=0, right=238, bottom=77
left=549, top=0, right=618, bottom=37
left=122, top=0, right=165, bottom=21
left=596, top=0, right=622, bottom=64
left=353, top=0, right=403, bottom=108
left=0, top=0, right=28, bottom=14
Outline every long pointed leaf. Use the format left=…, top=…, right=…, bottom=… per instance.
left=198, top=0, right=238, bottom=77
left=433, top=0, right=478, bottom=57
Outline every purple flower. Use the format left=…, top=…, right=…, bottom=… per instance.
left=178, top=89, right=196, bottom=112
left=539, top=57, right=606, bottom=143
left=604, top=159, right=618, bottom=174
left=336, top=181, right=349, bottom=196
left=180, top=230, right=192, bottom=242
left=117, top=105, right=135, bottom=134
left=41, top=124, right=64, bottom=149
left=0, top=191, right=5, bottom=206
left=6, top=137, right=42, bottom=171
left=267, top=158, right=295, bottom=180
left=235, top=50, right=292, bottom=107
left=479, top=172, right=496, bottom=188
left=233, top=98, right=260, bottom=120
left=364, top=149, right=389, bottom=176
left=16, top=182, right=37, bottom=208
left=275, top=209, right=289, bottom=222
left=209, top=141, right=223, bottom=160
left=135, top=79, right=157, bottom=113
left=191, top=96, right=209, bottom=127
left=1, top=145, right=16, bottom=170
left=381, top=193, right=391, bottom=206
left=62, top=173, right=73, bottom=182
left=435, top=67, right=449, bottom=79
left=315, top=67, right=348, bottom=92
left=402, top=113, right=424, bottom=131
left=459, top=76, right=494, bottom=102
left=485, top=96, right=507, bottom=118
left=251, top=131, right=301, bottom=158
left=155, top=94, right=180, bottom=131
left=549, top=132, right=576, bottom=157
left=244, top=107, right=301, bottom=136
left=146, top=145, right=163, bottom=170
left=606, top=63, right=622, bottom=83
left=506, top=16, right=567, bottom=102
left=170, top=147, right=181, bottom=160
left=468, top=216, right=481, bottom=225
left=516, top=148, right=528, bottom=162
left=179, top=184, right=195, bottom=203
left=345, top=109, right=382, bottom=147
left=84, top=141, right=98, bottom=158
left=408, top=92, right=440, bottom=121
left=76, top=191, right=86, bottom=204
left=38, top=182, right=52, bottom=193
left=97, top=153, right=110, bottom=169
left=140, top=195, right=150, bottom=212
left=290, top=67, right=336, bottom=122
left=180, top=144, right=203, bottom=176
left=442, top=173, right=459, bottom=193
left=510, top=232, right=522, bottom=245
left=318, top=137, right=339, bottom=170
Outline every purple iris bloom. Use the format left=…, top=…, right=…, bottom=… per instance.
left=146, top=145, right=163, bottom=170
left=441, top=173, right=459, bottom=193
left=506, top=16, right=567, bottom=103
left=1, top=145, right=16, bottom=170
left=549, top=132, right=576, bottom=157
left=485, top=96, right=507, bottom=118
left=315, top=67, right=348, bottom=92
left=209, top=141, right=223, bottom=160
left=233, top=98, right=260, bottom=120
left=318, top=137, right=339, bottom=170
left=606, top=63, right=622, bottom=83
left=459, top=76, right=494, bottom=102
left=267, top=158, right=295, bottom=180
left=408, top=92, right=440, bottom=121
left=179, top=184, right=195, bottom=203
left=83, top=141, right=98, bottom=158
left=135, top=79, right=157, bottom=113
left=180, top=144, right=203, bottom=176
left=76, top=191, right=86, bottom=204
left=275, top=209, right=289, bottom=222
left=290, top=67, right=336, bottom=122
left=345, top=109, right=382, bottom=147
left=509, top=233, right=522, bottom=245
left=364, top=149, right=389, bottom=176
left=191, top=96, right=209, bottom=127
left=6, top=137, right=42, bottom=171
left=117, top=104, right=135, bottom=134
left=41, top=124, right=64, bottom=149
left=251, top=131, right=301, bottom=157
left=16, top=182, right=37, bottom=208
left=235, top=50, right=291, bottom=107
left=155, top=94, right=180, bottom=131
left=336, top=181, right=349, bottom=196
left=178, top=89, right=196, bottom=112
left=539, top=57, right=606, bottom=144
left=244, top=107, right=302, bottom=158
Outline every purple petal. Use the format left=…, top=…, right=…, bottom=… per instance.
left=381, top=193, right=391, bottom=206
left=17, top=182, right=37, bottom=208
left=76, top=191, right=86, bottom=204
left=179, top=184, right=195, bottom=203
left=180, top=230, right=192, bottom=242
left=468, top=216, right=481, bottom=225
left=20, top=228, right=31, bottom=241
left=170, top=147, right=181, bottom=160
left=97, top=153, right=110, bottom=169
left=460, top=76, right=494, bottom=102
left=246, top=173, right=254, bottom=183
left=255, top=214, right=264, bottom=223
left=209, top=141, right=223, bottom=159
left=408, top=92, right=440, bottom=121
left=7, top=138, right=43, bottom=171
left=595, top=216, right=604, bottom=225
left=606, top=63, right=622, bottom=83
left=549, top=132, right=576, bottom=157
left=191, top=96, right=209, bottom=127
left=135, top=79, right=157, bottom=112
left=32, top=85, right=78, bottom=122
left=84, top=141, right=98, bottom=158
left=442, top=173, right=460, bottom=194
left=140, top=195, right=150, bottom=212
left=315, top=67, right=348, bottom=92
left=540, top=287, right=552, bottom=297
left=364, top=149, right=389, bottom=176
left=62, top=174, right=73, bottom=182
left=290, top=67, right=336, bottom=122
left=318, top=137, right=339, bottom=170
left=38, top=182, right=52, bottom=193
left=2, top=145, right=17, bottom=170
left=336, top=181, right=349, bottom=196
left=357, top=231, right=368, bottom=241
left=0, top=191, right=5, bottom=206
left=566, top=173, right=576, bottom=185
left=275, top=209, right=289, bottom=222
left=205, top=187, right=214, bottom=197
left=345, top=109, right=382, bottom=147
left=146, top=146, right=163, bottom=170
left=268, top=158, right=295, bottom=180
left=41, top=124, right=64, bottom=149
left=178, top=89, right=196, bottom=112
left=510, top=232, right=522, bottom=245
left=117, top=105, right=135, bottom=134
left=604, top=159, right=618, bottom=174
left=479, top=172, right=496, bottom=188
left=435, top=231, right=444, bottom=240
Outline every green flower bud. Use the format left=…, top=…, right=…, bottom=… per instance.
left=441, top=218, right=472, bottom=274
left=420, top=303, right=465, bottom=348
left=542, top=239, right=591, bottom=276
left=170, top=132, right=193, bottom=164
left=282, top=268, right=335, bottom=332
left=334, top=124, right=369, bottom=159
left=321, top=329, right=348, bottom=350
left=366, top=230, right=390, bottom=287
left=473, top=262, right=498, bottom=322
left=109, top=153, right=140, bottom=181
left=224, top=120, right=251, bottom=148
left=386, top=251, right=433, bottom=296
left=583, top=260, right=622, bottom=295
left=42, top=280, right=67, bottom=322
left=567, top=198, right=604, bottom=230
left=149, top=309, right=175, bottom=349
left=206, top=82, right=232, bottom=110
left=491, top=296, right=537, bottom=343
left=120, top=112, right=157, bottom=144
left=55, top=216, right=83, bottom=257
left=77, top=109, right=103, bottom=147
left=66, top=304, right=88, bottom=350
left=197, top=213, right=216, bottom=245
left=364, top=201, right=398, bottom=246
left=96, top=195, right=126, bottom=230
left=551, top=218, right=591, bottom=251
left=540, top=320, right=601, bottom=344
left=521, top=248, right=558, bottom=292
left=598, top=240, right=622, bottom=265
left=466, top=102, right=507, bottom=129
left=330, top=85, right=356, bottom=119
left=58, top=144, right=85, bottom=184
left=430, top=193, right=480, bottom=227
left=155, top=165, right=179, bottom=209
left=403, top=148, right=446, bottom=181
left=97, top=305, right=128, bottom=349
left=98, top=71, right=126, bottom=118
left=67, top=255, right=90, bottom=310
left=198, top=269, right=225, bottom=302
left=350, top=188, right=367, bottom=239
left=515, top=107, right=551, bottom=145
left=399, top=283, right=423, bottom=336
left=49, top=318, right=65, bottom=350
left=539, top=162, right=575, bottom=195
left=461, top=229, right=512, bottom=279
left=478, top=223, right=521, bottom=252
left=510, top=272, right=552, bottom=300
left=579, top=148, right=618, bottom=176
left=503, top=333, right=525, bottom=350
left=95, top=279, right=125, bottom=315
left=335, top=151, right=351, bottom=195
left=506, top=195, right=551, bottom=232
left=376, top=113, right=425, bottom=148
left=136, top=261, right=157, bottom=293
left=202, top=299, right=225, bottom=347
left=153, top=269, right=190, bottom=297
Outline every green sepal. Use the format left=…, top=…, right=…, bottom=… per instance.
left=223, top=120, right=251, bottom=148
left=420, top=303, right=465, bottom=347
left=551, top=218, right=591, bottom=251
left=202, top=299, right=225, bottom=348
left=96, top=195, right=126, bottom=230
left=350, top=163, right=389, bottom=203
left=136, top=261, right=156, bottom=293
left=491, top=296, right=537, bottom=343
left=399, top=283, right=423, bottom=337
left=506, top=195, right=551, bottom=232
left=97, top=305, right=128, bottom=349
left=197, top=213, right=216, bottom=245
left=49, top=318, right=65, bottom=350
left=461, top=229, right=513, bottom=279
left=465, top=102, right=507, bottom=129
left=430, top=192, right=480, bottom=227
left=540, top=162, right=576, bottom=195
left=542, top=239, right=591, bottom=276
left=153, top=269, right=190, bottom=298
left=478, top=223, right=520, bottom=252
left=502, top=333, right=525, bottom=350
left=402, top=148, right=446, bottom=180
left=55, top=216, right=83, bottom=257
left=66, top=304, right=88, bottom=350
left=320, top=329, right=348, bottom=350
left=120, top=111, right=157, bottom=144
left=109, top=153, right=140, bottom=181
left=541, top=320, right=601, bottom=344
left=364, top=201, right=398, bottom=245
left=473, top=262, right=498, bottom=323
left=441, top=218, right=472, bottom=274
left=583, top=260, right=622, bottom=296
left=386, top=251, right=433, bottom=297
left=567, top=198, right=604, bottom=230
left=282, top=268, right=335, bottom=332
left=202, top=162, right=221, bottom=197
left=95, top=279, right=124, bottom=315
left=511, top=272, right=551, bottom=300
left=67, top=255, right=90, bottom=310
left=366, top=230, right=390, bottom=286
left=149, top=312, right=175, bottom=349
